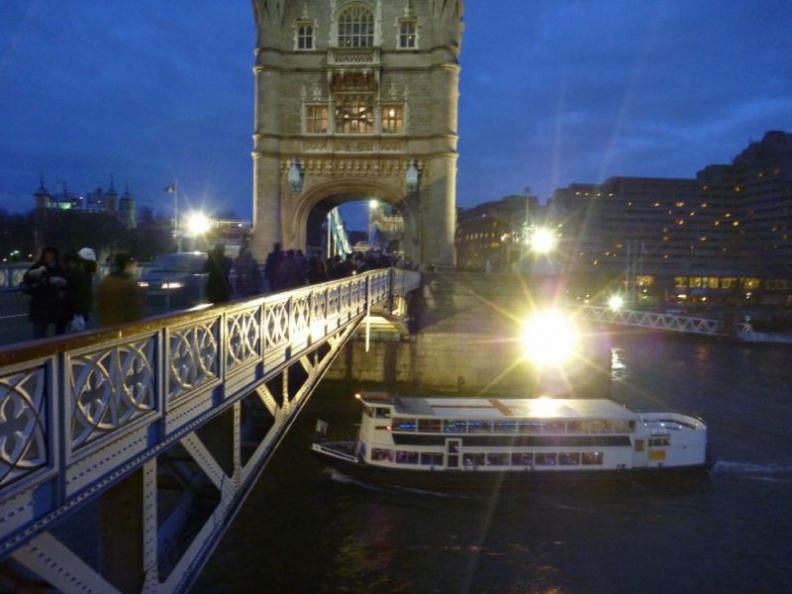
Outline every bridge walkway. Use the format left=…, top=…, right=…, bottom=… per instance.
left=0, top=268, right=419, bottom=593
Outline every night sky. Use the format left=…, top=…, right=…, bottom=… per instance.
left=1, top=1, right=790, bottom=230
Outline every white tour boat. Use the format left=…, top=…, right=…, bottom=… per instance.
left=311, top=392, right=711, bottom=490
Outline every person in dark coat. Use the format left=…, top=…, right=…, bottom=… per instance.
left=264, top=243, right=284, bottom=291
left=233, top=247, right=262, bottom=297
left=203, top=244, right=233, bottom=304
left=22, top=246, right=69, bottom=339
left=65, top=247, right=97, bottom=331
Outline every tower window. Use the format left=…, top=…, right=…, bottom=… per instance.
left=382, top=105, right=404, bottom=133
left=398, top=20, right=417, bottom=48
left=296, top=22, right=314, bottom=50
left=335, top=95, right=373, bottom=134
left=338, top=5, right=374, bottom=48
left=306, top=105, right=328, bottom=134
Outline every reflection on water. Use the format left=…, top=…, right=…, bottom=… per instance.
left=611, top=346, right=629, bottom=381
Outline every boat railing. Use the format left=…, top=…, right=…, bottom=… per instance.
left=639, top=411, right=706, bottom=431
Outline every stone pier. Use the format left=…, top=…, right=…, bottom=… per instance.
left=327, top=273, right=612, bottom=396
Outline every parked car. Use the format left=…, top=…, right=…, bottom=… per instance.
left=137, top=252, right=208, bottom=310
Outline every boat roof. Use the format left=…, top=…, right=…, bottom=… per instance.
left=360, top=394, right=637, bottom=421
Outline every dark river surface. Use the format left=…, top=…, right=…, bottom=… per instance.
left=194, top=333, right=792, bottom=594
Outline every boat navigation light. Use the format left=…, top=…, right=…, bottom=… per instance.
left=608, top=295, right=624, bottom=311
left=355, top=393, right=362, bottom=400
left=521, top=309, right=580, bottom=367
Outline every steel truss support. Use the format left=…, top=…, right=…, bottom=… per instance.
left=7, top=320, right=359, bottom=594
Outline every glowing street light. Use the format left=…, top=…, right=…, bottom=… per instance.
left=521, top=309, right=580, bottom=367
left=530, top=227, right=557, bottom=254
left=608, top=295, right=625, bottom=311
left=186, top=212, right=211, bottom=236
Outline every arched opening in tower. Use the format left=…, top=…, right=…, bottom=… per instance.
left=305, top=196, right=406, bottom=262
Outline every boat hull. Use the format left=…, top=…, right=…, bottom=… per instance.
left=311, top=445, right=712, bottom=492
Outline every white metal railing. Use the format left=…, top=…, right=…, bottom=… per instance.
left=572, top=304, right=751, bottom=336
left=0, top=268, right=420, bottom=560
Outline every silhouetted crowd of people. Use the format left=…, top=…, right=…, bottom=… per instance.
left=19, top=241, right=410, bottom=339
left=262, top=243, right=406, bottom=292
left=21, top=246, right=143, bottom=339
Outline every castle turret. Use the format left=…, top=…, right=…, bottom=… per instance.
left=119, top=181, right=137, bottom=229
left=34, top=174, right=51, bottom=210
left=106, top=176, right=118, bottom=213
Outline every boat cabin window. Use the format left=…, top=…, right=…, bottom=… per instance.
left=375, top=407, right=391, bottom=419
left=443, top=420, right=467, bottom=434
left=485, top=453, right=510, bottom=466
left=463, top=453, right=486, bottom=467
left=518, top=421, right=544, bottom=434
left=591, top=420, right=613, bottom=433
left=559, top=452, right=581, bottom=466
left=468, top=421, right=492, bottom=434
left=567, top=420, right=585, bottom=433
left=417, top=419, right=443, bottom=433
left=535, top=453, right=557, bottom=466
left=511, top=453, right=534, bottom=466
left=649, top=435, right=671, bottom=446
left=396, top=450, right=419, bottom=464
left=493, top=421, right=518, bottom=434
left=420, top=452, right=443, bottom=466
left=545, top=421, right=565, bottom=433
left=372, top=448, right=393, bottom=462
left=392, top=418, right=416, bottom=432
left=582, top=452, right=604, bottom=465
left=612, top=420, right=633, bottom=433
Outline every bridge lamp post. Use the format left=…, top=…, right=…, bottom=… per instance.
left=530, top=227, right=557, bottom=254
left=608, top=295, right=625, bottom=311
left=186, top=212, right=211, bottom=251
left=288, top=159, right=304, bottom=193
left=521, top=309, right=581, bottom=397
left=405, top=160, right=420, bottom=193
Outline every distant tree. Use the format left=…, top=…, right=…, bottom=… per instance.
left=0, top=210, right=36, bottom=260
left=35, top=209, right=130, bottom=261
left=136, top=206, right=155, bottom=225
left=128, top=221, right=174, bottom=261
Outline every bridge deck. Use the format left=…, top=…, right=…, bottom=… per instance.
left=0, top=268, right=419, bottom=593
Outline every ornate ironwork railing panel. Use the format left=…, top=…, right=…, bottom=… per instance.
left=0, top=268, right=420, bottom=560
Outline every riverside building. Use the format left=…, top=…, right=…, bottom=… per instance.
left=547, top=131, right=792, bottom=307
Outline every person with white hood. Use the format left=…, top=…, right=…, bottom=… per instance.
left=64, top=247, right=97, bottom=332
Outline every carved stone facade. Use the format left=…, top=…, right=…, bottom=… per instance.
left=251, top=0, right=464, bottom=266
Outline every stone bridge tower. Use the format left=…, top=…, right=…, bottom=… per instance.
left=251, top=0, right=464, bottom=267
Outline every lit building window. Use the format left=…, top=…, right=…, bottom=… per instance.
left=382, top=105, right=404, bottom=133
left=338, top=5, right=374, bottom=48
left=398, top=20, right=418, bottom=48
left=306, top=104, right=328, bottom=133
left=296, top=21, right=315, bottom=50
left=335, top=95, right=373, bottom=133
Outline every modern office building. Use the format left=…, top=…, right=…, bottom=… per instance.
left=455, top=194, right=538, bottom=271
left=547, top=131, right=792, bottom=305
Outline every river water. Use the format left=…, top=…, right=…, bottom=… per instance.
left=194, top=333, right=792, bottom=594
